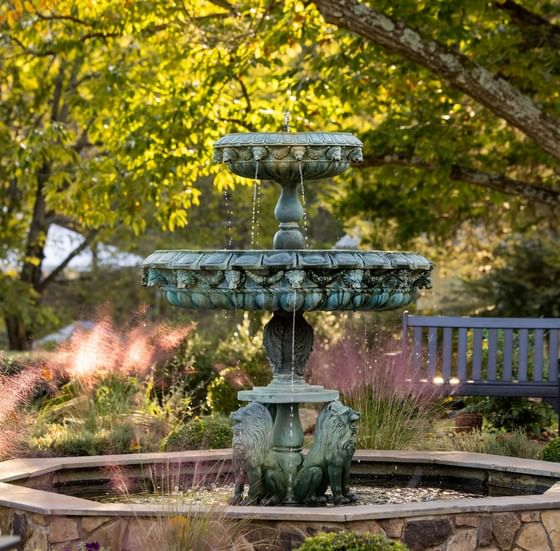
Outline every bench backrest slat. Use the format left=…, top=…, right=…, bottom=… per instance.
left=503, top=329, right=514, bottom=381
left=534, top=329, right=544, bottom=381
left=428, top=327, right=438, bottom=379
left=472, top=328, right=483, bottom=381
left=442, top=327, right=453, bottom=381
left=518, top=329, right=529, bottom=382
left=550, top=331, right=559, bottom=381
left=487, top=328, right=499, bottom=381
left=412, top=326, right=423, bottom=372
left=457, top=328, right=468, bottom=380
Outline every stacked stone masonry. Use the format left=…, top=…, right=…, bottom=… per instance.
left=2, top=507, right=560, bottom=551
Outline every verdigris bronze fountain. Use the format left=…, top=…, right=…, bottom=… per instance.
left=142, top=118, right=433, bottom=506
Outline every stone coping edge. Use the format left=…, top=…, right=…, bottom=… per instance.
left=1, top=450, right=560, bottom=521
left=3, top=449, right=560, bottom=483
left=2, top=482, right=560, bottom=522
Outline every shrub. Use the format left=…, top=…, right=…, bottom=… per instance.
left=463, top=397, right=554, bottom=435
left=158, top=314, right=271, bottom=416
left=207, top=315, right=270, bottom=415
left=162, top=415, right=232, bottom=451
left=154, top=333, right=216, bottom=416
left=296, top=531, right=409, bottom=551
left=542, top=438, right=560, bottom=462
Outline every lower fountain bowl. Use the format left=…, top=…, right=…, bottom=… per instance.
left=142, top=249, right=433, bottom=312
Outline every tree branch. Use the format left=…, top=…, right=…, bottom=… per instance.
left=9, top=35, right=56, bottom=57
left=361, top=153, right=560, bottom=207
left=38, top=230, right=98, bottom=292
left=35, top=11, right=91, bottom=26
left=236, top=76, right=252, bottom=116
left=313, top=0, right=560, bottom=162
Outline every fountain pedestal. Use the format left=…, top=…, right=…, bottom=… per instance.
left=238, top=310, right=338, bottom=504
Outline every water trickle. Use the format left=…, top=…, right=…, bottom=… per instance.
left=250, top=162, right=261, bottom=248
left=298, top=162, right=310, bottom=248
left=289, top=289, right=297, bottom=500
left=291, top=288, right=297, bottom=391
left=223, top=188, right=233, bottom=249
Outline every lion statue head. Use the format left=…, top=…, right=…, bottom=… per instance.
left=230, top=402, right=273, bottom=467
left=314, top=400, right=360, bottom=456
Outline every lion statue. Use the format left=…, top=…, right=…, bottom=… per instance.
left=229, top=401, right=273, bottom=505
left=293, top=400, right=360, bottom=505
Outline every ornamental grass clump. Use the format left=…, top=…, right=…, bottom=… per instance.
left=309, top=335, right=439, bottom=450
left=0, top=355, right=44, bottom=458
left=296, top=531, right=409, bottom=551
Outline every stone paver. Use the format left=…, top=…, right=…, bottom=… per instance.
left=447, top=528, right=477, bottom=550
left=492, top=512, right=521, bottom=550
left=515, top=523, right=551, bottom=551
left=48, top=517, right=79, bottom=543
left=542, top=511, right=560, bottom=551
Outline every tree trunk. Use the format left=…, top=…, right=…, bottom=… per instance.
left=5, top=165, right=51, bottom=350
left=5, top=314, right=32, bottom=351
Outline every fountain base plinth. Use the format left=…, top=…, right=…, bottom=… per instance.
left=238, top=378, right=338, bottom=403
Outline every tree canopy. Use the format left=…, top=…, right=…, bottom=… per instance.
left=1, top=0, right=559, bottom=347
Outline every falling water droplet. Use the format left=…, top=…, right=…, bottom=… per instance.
left=291, top=288, right=297, bottom=391
left=223, top=188, right=233, bottom=249
left=299, top=162, right=310, bottom=249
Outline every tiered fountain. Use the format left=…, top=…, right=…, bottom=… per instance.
left=142, top=116, right=433, bottom=506
left=5, top=120, right=560, bottom=551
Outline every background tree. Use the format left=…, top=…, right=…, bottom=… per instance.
left=2, top=0, right=559, bottom=348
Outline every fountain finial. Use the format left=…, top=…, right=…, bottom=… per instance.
left=283, top=110, right=290, bottom=132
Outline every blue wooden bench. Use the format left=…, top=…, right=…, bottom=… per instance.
left=402, top=312, right=560, bottom=413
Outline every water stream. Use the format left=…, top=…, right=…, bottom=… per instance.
left=250, top=162, right=261, bottom=248
left=298, top=162, right=310, bottom=248
left=223, top=188, right=233, bottom=249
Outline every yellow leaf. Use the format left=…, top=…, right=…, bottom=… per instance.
left=213, top=171, right=234, bottom=192
left=24, top=256, right=41, bottom=267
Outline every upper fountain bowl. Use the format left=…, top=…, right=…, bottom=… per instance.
left=213, top=132, right=363, bottom=184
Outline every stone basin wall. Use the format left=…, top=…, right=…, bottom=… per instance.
left=2, top=451, right=560, bottom=551
left=2, top=506, right=560, bottom=551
